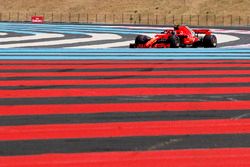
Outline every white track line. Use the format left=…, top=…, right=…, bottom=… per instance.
left=209, top=29, right=250, bottom=35
left=0, top=33, right=121, bottom=48
left=223, top=44, right=250, bottom=48
left=0, top=33, right=8, bottom=36
left=69, top=40, right=134, bottom=48
left=215, top=34, right=240, bottom=44
left=0, top=33, right=64, bottom=43
left=69, top=33, right=155, bottom=48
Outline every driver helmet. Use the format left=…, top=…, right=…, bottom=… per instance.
left=174, top=25, right=180, bottom=30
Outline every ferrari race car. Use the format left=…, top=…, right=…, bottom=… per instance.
left=129, top=25, right=217, bottom=48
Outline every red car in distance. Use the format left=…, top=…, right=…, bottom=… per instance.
left=129, top=25, right=217, bottom=48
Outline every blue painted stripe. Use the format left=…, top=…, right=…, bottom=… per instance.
left=0, top=53, right=249, bottom=56
left=1, top=27, right=157, bottom=35
left=0, top=48, right=249, bottom=60
left=0, top=48, right=249, bottom=53
left=1, top=56, right=250, bottom=60
left=0, top=29, right=37, bottom=35
left=0, top=22, right=162, bottom=35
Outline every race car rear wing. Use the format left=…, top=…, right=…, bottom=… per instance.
left=193, top=29, right=212, bottom=35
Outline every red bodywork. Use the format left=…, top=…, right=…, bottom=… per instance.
left=131, top=25, right=214, bottom=48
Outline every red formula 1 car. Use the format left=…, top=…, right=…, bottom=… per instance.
left=129, top=25, right=217, bottom=48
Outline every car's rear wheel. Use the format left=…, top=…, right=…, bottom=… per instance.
left=203, top=35, right=217, bottom=48
left=169, top=35, right=180, bottom=48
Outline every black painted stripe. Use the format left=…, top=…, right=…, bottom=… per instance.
left=2, top=82, right=250, bottom=90
left=0, top=110, right=249, bottom=126
left=0, top=134, right=249, bottom=156
left=2, top=74, right=250, bottom=81
left=0, top=94, right=249, bottom=105
left=1, top=67, right=250, bottom=73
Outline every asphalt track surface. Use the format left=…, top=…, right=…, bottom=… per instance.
left=0, top=22, right=250, bottom=48
left=0, top=23, right=250, bottom=166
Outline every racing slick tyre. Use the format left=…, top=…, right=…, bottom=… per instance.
left=135, top=35, right=152, bottom=44
left=129, top=43, right=136, bottom=48
left=203, top=35, right=217, bottom=48
left=168, top=35, right=180, bottom=48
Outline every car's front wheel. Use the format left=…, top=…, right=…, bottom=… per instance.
left=203, top=35, right=217, bottom=48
